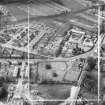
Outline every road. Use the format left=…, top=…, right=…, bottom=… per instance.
left=0, top=42, right=97, bottom=62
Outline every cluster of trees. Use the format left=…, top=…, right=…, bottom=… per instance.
left=86, top=57, right=96, bottom=71
left=72, top=44, right=85, bottom=56
left=0, top=0, right=63, bottom=4
left=83, top=57, right=98, bottom=94
left=23, top=101, right=31, bottom=105
left=0, top=79, right=8, bottom=101
left=0, top=87, right=8, bottom=101
left=0, top=0, right=28, bottom=3
left=100, top=20, right=105, bottom=34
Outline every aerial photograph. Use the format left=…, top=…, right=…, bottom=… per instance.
left=0, top=0, right=105, bottom=105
